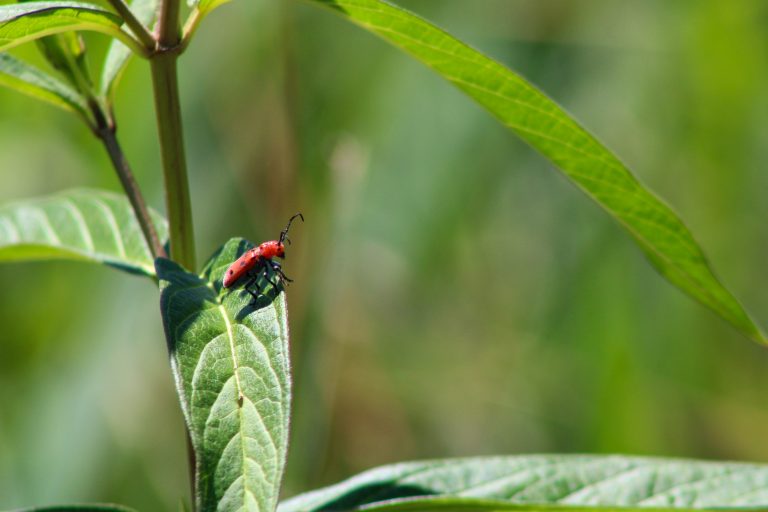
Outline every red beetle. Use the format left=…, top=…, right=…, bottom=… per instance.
left=223, top=213, right=303, bottom=300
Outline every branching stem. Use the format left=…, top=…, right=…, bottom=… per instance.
left=104, top=0, right=156, bottom=51
left=181, top=8, right=202, bottom=48
left=157, top=0, right=182, bottom=48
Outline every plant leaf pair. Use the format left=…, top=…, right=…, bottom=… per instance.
left=0, top=0, right=157, bottom=124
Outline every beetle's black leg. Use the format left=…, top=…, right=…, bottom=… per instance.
left=247, top=282, right=262, bottom=303
left=243, top=275, right=260, bottom=304
left=243, top=265, right=265, bottom=304
left=270, top=260, right=292, bottom=283
left=262, top=266, right=280, bottom=291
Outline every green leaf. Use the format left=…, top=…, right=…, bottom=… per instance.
left=305, top=0, right=765, bottom=344
left=0, top=188, right=168, bottom=277
left=33, top=31, right=89, bottom=84
left=198, top=0, right=230, bottom=18
left=0, top=2, right=137, bottom=54
left=185, top=0, right=229, bottom=23
left=0, top=52, right=87, bottom=117
left=10, top=505, right=137, bottom=512
left=279, top=455, right=768, bottom=511
left=358, top=498, right=739, bottom=512
left=100, top=0, right=158, bottom=99
left=158, top=238, right=292, bottom=512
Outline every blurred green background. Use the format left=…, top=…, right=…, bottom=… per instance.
left=1, top=0, right=768, bottom=509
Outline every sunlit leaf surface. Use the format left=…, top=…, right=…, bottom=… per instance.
left=306, top=0, right=765, bottom=344
left=158, top=238, right=291, bottom=512
left=0, top=2, right=124, bottom=52
left=0, top=189, right=167, bottom=277
left=280, top=455, right=768, bottom=511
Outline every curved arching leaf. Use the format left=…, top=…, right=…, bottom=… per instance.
left=100, top=0, right=159, bottom=100
left=0, top=52, right=87, bottom=118
left=158, top=238, right=291, bottom=512
left=305, top=0, right=765, bottom=344
left=0, top=188, right=168, bottom=277
left=279, top=455, right=768, bottom=512
left=0, top=2, right=140, bottom=55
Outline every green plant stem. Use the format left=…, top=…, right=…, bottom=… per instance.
left=151, top=0, right=197, bottom=500
left=94, top=111, right=167, bottom=260
left=112, top=28, right=152, bottom=58
left=104, top=0, right=157, bottom=51
left=157, top=0, right=182, bottom=47
left=150, top=53, right=195, bottom=270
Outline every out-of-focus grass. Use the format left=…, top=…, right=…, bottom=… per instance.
left=0, top=0, right=767, bottom=509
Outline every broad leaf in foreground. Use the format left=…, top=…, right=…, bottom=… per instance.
left=158, top=238, right=291, bottom=512
left=306, top=0, right=765, bottom=344
left=360, top=500, right=768, bottom=512
left=100, top=0, right=159, bottom=100
left=0, top=2, right=140, bottom=55
left=0, top=188, right=167, bottom=277
left=0, top=52, right=87, bottom=118
left=279, top=455, right=768, bottom=511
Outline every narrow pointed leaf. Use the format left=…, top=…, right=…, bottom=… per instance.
left=158, top=238, right=292, bottom=512
left=0, top=52, right=87, bottom=117
left=0, top=2, right=135, bottom=54
left=0, top=188, right=168, bottom=277
left=305, top=0, right=765, bottom=344
left=100, top=0, right=158, bottom=99
left=279, top=455, right=768, bottom=512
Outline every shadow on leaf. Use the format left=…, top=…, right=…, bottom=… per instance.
left=308, top=483, right=435, bottom=511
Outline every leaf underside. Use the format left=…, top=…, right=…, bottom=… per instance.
left=158, top=238, right=291, bottom=512
left=279, top=455, right=768, bottom=512
left=306, top=0, right=765, bottom=344
left=0, top=2, right=123, bottom=53
left=0, top=52, right=87, bottom=117
left=0, top=188, right=167, bottom=277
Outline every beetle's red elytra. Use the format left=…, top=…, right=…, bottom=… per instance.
left=222, top=213, right=303, bottom=299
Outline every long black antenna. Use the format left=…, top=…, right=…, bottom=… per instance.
left=279, top=212, right=304, bottom=245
